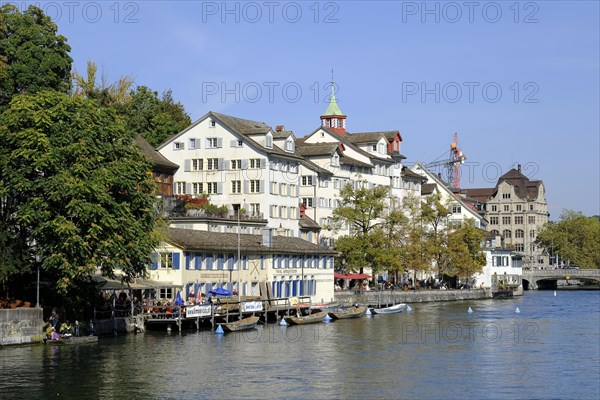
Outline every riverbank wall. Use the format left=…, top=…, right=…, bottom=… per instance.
left=0, top=308, right=43, bottom=346
left=334, top=288, right=493, bottom=307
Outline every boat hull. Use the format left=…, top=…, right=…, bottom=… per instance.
left=284, top=311, right=327, bottom=325
left=369, top=304, right=406, bottom=315
left=328, top=306, right=367, bottom=319
left=221, top=316, right=259, bottom=332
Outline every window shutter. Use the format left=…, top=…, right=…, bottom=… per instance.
left=195, top=253, right=201, bottom=270
left=173, top=252, right=180, bottom=270
left=260, top=159, right=266, bottom=168
left=185, top=183, right=192, bottom=194
left=217, top=183, right=223, bottom=194
left=242, top=159, right=248, bottom=169
left=269, top=205, right=274, bottom=218
left=195, top=138, right=201, bottom=149
left=244, top=181, right=248, bottom=194
left=230, top=140, right=238, bottom=147
left=217, top=138, right=223, bottom=148
left=287, top=207, right=291, bottom=219
left=150, top=253, right=158, bottom=270
left=312, top=176, right=317, bottom=186
left=218, top=158, right=224, bottom=170
left=172, top=182, right=177, bottom=195
left=259, top=180, right=265, bottom=193
left=185, top=253, right=191, bottom=270
left=224, top=160, right=230, bottom=170
left=296, top=184, right=300, bottom=196
left=296, top=207, right=300, bottom=219
left=287, top=185, right=291, bottom=196
left=184, top=159, right=191, bottom=172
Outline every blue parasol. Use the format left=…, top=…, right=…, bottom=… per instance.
left=209, top=287, right=232, bottom=297
left=175, top=290, right=183, bottom=305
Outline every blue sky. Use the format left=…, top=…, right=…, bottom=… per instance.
left=15, top=0, right=600, bottom=218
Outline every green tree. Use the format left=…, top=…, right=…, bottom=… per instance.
left=0, top=5, right=72, bottom=110
left=536, top=210, right=600, bottom=269
left=421, top=193, right=451, bottom=277
left=0, top=91, right=159, bottom=295
left=72, top=60, right=133, bottom=106
left=333, top=181, right=390, bottom=274
left=446, top=224, right=486, bottom=281
left=122, top=86, right=191, bottom=147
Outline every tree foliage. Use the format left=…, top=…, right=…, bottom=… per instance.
left=536, top=210, right=600, bottom=269
left=446, top=224, right=486, bottom=279
left=0, top=91, right=160, bottom=294
left=0, top=4, right=72, bottom=110
left=333, top=182, right=390, bottom=274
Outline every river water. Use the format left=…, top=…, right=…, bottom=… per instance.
left=1, top=290, right=598, bottom=400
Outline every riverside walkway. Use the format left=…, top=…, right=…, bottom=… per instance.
left=334, top=288, right=492, bottom=307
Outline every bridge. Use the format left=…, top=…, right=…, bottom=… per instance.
left=522, top=269, right=600, bottom=290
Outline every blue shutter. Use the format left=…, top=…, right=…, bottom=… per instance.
left=150, top=252, right=158, bottom=270
left=207, top=255, right=213, bottom=270
left=185, top=253, right=191, bottom=270
left=173, top=252, right=180, bottom=270
left=228, top=254, right=234, bottom=269
left=195, top=253, right=202, bottom=270
left=299, top=280, right=304, bottom=296
left=217, top=254, right=223, bottom=270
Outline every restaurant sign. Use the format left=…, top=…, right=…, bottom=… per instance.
left=241, top=301, right=263, bottom=312
left=186, top=305, right=212, bottom=318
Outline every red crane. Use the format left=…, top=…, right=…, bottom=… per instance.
left=425, top=133, right=467, bottom=189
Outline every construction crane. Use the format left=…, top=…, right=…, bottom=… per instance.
left=424, top=133, right=466, bottom=189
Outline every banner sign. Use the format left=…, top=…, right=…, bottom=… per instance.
left=241, top=301, right=263, bottom=312
left=186, top=305, right=212, bottom=318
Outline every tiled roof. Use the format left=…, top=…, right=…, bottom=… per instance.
left=340, top=155, right=372, bottom=168
left=421, top=183, right=437, bottom=195
left=299, top=158, right=334, bottom=176
left=461, top=188, right=496, bottom=203
left=299, top=215, right=321, bottom=230
left=346, top=131, right=387, bottom=144
left=134, top=136, right=179, bottom=172
left=295, top=142, right=339, bottom=157
left=166, top=228, right=334, bottom=255
left=319, top=127, right=394, bottom=164
left=210, top=112, right=271, bottom=135
left=402, top=166, right=427, bottom=181
left=273, top=131, right=293, bottom=139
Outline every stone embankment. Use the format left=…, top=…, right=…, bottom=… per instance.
left=334, top=288, right=492, bottom=307
left=0, top=308, right=43, bottom=346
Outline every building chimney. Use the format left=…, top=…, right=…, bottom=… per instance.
left=517, top=164, right=522, bottom=172
left=261, top=228, right=273, bottom=248
left=276, top=125, right=285, bottom=132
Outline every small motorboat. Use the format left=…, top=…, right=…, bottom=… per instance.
left=369, top=303, right=406, bottom=315
left=328, top=306, right=367, bottom=320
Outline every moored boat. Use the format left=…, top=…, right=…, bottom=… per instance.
left=369, top=303, right=406, bottom=315
left=221, top=316, right=260, bottom=332
left=328, top=306, right=367, bottom=320
left=284, top=311, right=327, bottom=325
left=44, top=335, right=99, bottom=345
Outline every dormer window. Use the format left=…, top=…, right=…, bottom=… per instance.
left=209, top=120, right=216, bottom=127
left=265, top=134, right=273, bottom=148
left=372, top=144, right=377, bottom=151
left=331, top=154, right=340, bottom=167
left=378, top=143, right=386, bottom=154
left=285, top=139, right=294, bottom=152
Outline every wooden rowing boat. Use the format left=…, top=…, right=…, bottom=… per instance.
left=44, top=336, right=99, bottom=345
left=328, top=306, right=367, bottom=320
left=221, top=316, right=259, bottom=332
left=284, top=311, right=327, bottom=325
left=369, top=303, right=406, bottom=315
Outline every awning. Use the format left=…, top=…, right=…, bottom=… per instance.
left=92, top=275, right=179, bottom=290
left=334, top=273, right=373, bottom=280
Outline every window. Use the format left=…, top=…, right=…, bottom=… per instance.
left=265, top=135, right=273, bottom=148
left=334, top=179, right=340, bottom=189
left=491, top=229, right=500, bottom=236
left=515, top=244, right=524, bottom=252
left=302, top=198, right=314, bottom=208
left=192, top=182, right=203, bottom=194
left=502, top=216, right=511, bottom=225
left=210, top=120, right=216, bottom=127
left=515, top=229, right=524, bottom=238
left=378, top=143, right=386, bottom=154
left=280, top=206, right=287, bottom=218
left=285, top=140, right=294, bottom=152
left=250, top=180, right=261, bottom=193
left=502, top=193, right=511, bottom=199
left=528, top=216, right=536, bottom=224
left=206, top=138, right=218, bottom=149
left=490, top=217, right=498, bottom=225
left=503, top=205, right=510, bottom=212
left=176, top=182, right=186, bottom=195
left=189, top=138, right=199, bottom=149
left=331, top=154, right=339, bottom=167
left=249, top=159, right=261, bottom=168
left=207, top=182, right=218, bottom=194
left=159, top=288, right=173, bottom=299
left=452, top=205, right=462, bottom=214
left=503, top=229, right=512, bottom=239
left=231, top=180, right=241, bottom=194
left=302, top=176, right=314, bottom=186
left=207, top=158, right=219, bottom=170
left=516, top=205, right=522, bottom=211
left=192, top=159, right=203, bottom=171
left=529, top=230, right=535, bottom=239
left=515, top=216, right=523, bottom=224
left=491, top=205, right=497, bottom=212
left=529, top=204, right=534, bottom=211
left=231, top=159, right=242, bottom=170
left=173, top=142, right=184, bottom=150
left=160, top=252, right=173, bottom=269
left=372, top=144, right=377, bottom=151
left=250, top=203, right=260, bottom=217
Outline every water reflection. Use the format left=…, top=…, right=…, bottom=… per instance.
left=0, top=291, right=598, bottom=399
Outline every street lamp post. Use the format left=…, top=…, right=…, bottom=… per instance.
left=35, top=255, right=41, bottom=308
